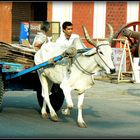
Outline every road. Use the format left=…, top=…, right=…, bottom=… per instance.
left=0, top=80, right=140, bottom=138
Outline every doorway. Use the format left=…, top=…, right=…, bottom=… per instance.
left=31, top=2, right=47, bottom=21
left=12, top=2, right=47, bottom=42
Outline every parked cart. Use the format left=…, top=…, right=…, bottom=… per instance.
left=0, top=41, right=65, bottom=113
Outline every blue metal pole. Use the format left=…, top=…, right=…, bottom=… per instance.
left=5, top=55, right=63, bottom=80
left=5, top=48, right=90, bottom=80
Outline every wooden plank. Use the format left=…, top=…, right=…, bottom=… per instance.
left=0, top=41, right=35, bottom=66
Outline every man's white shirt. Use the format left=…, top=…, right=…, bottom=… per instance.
left=56, top=33, right=79, bottom=48
left=34, top=33, right=87, bottom=65
left=56, top=33, right=86, bottom=50
left=32, top=32, right=47, bottom=50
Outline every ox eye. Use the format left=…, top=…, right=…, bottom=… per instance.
left=99, top=51, right=103, bottom=55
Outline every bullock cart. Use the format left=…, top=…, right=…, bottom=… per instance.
left=0, top=41, right=66, bottom=112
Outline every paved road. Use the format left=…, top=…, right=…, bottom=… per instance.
left=0, top=80, right=140, bottom=138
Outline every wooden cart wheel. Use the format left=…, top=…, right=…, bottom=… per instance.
left=36, top=83, right=64, bottom=112
left=111, top=21, right=140, bottom=57
left=0, top=74, right=4, bottom=112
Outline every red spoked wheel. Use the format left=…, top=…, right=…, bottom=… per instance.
left=111, top=21, right=140, bottom=57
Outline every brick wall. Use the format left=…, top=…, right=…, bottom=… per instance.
left=106, top=1, right=127, bottom=38
left=0, top=2, right=12, bottom=43
left=139, top=2, right=140, bottom=31
left=72, top=2, right=94, bottom=48
left=47, top=2, right=53, bottom=21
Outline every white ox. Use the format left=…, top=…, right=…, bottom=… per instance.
left=34, top=24, right=115, bottom=128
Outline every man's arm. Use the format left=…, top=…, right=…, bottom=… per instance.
left=34, top=42, right=44, bottom=50
left=32, top=32, right=47, bottom=51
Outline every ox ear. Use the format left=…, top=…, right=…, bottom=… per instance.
left=82, top=47, right=96, bottom=56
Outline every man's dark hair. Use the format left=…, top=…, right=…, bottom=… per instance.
left=41, top=21, right=50, bottom=32
left=62, top=21, right=73, bottom=30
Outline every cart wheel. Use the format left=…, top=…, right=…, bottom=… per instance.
left=0, top=74, right=4, bottom=112
left=36, top=84, right=64, bottom=112
left=111, top=21, right=140, bottom=57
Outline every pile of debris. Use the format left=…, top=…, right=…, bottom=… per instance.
left=0, top=42, right=36, bottom=67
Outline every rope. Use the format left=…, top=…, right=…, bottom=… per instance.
left=96, top=43, right=112, bottom=70
left=74, top=56, right=95, bottom=75
left=73, top=43, right=112, bottom=76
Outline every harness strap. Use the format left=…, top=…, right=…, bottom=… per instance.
left=74, top=57, right=95, bottom=75
left=96, top=43, right=112, bottom=70
left=66, top=57, right=74, bottom=74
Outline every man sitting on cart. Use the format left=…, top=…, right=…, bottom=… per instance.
left=33, top=21, right=86, bottom=65
left=56, top=21, right=86, bottom=49
left=32, top=21, right=51, bottom=51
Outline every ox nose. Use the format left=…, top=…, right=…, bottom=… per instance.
left=110, top=68, right=116, bottom=74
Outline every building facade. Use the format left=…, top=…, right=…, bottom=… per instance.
left=0, top=1, right=140, bottom=48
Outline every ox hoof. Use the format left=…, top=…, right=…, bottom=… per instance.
left=42, top=113, right=49, bottom=119
left=50, top=115, right=59, bottom=122
left=61, top=109, right=70, bottom=116
left=78, top=122, right=87, bottom=128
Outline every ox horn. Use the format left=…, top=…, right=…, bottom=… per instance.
left=82, top=25, right=97, bottom=47
left=82, top=24, right=114, bottom=46
left=106, top=23, right=114, bottom=43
